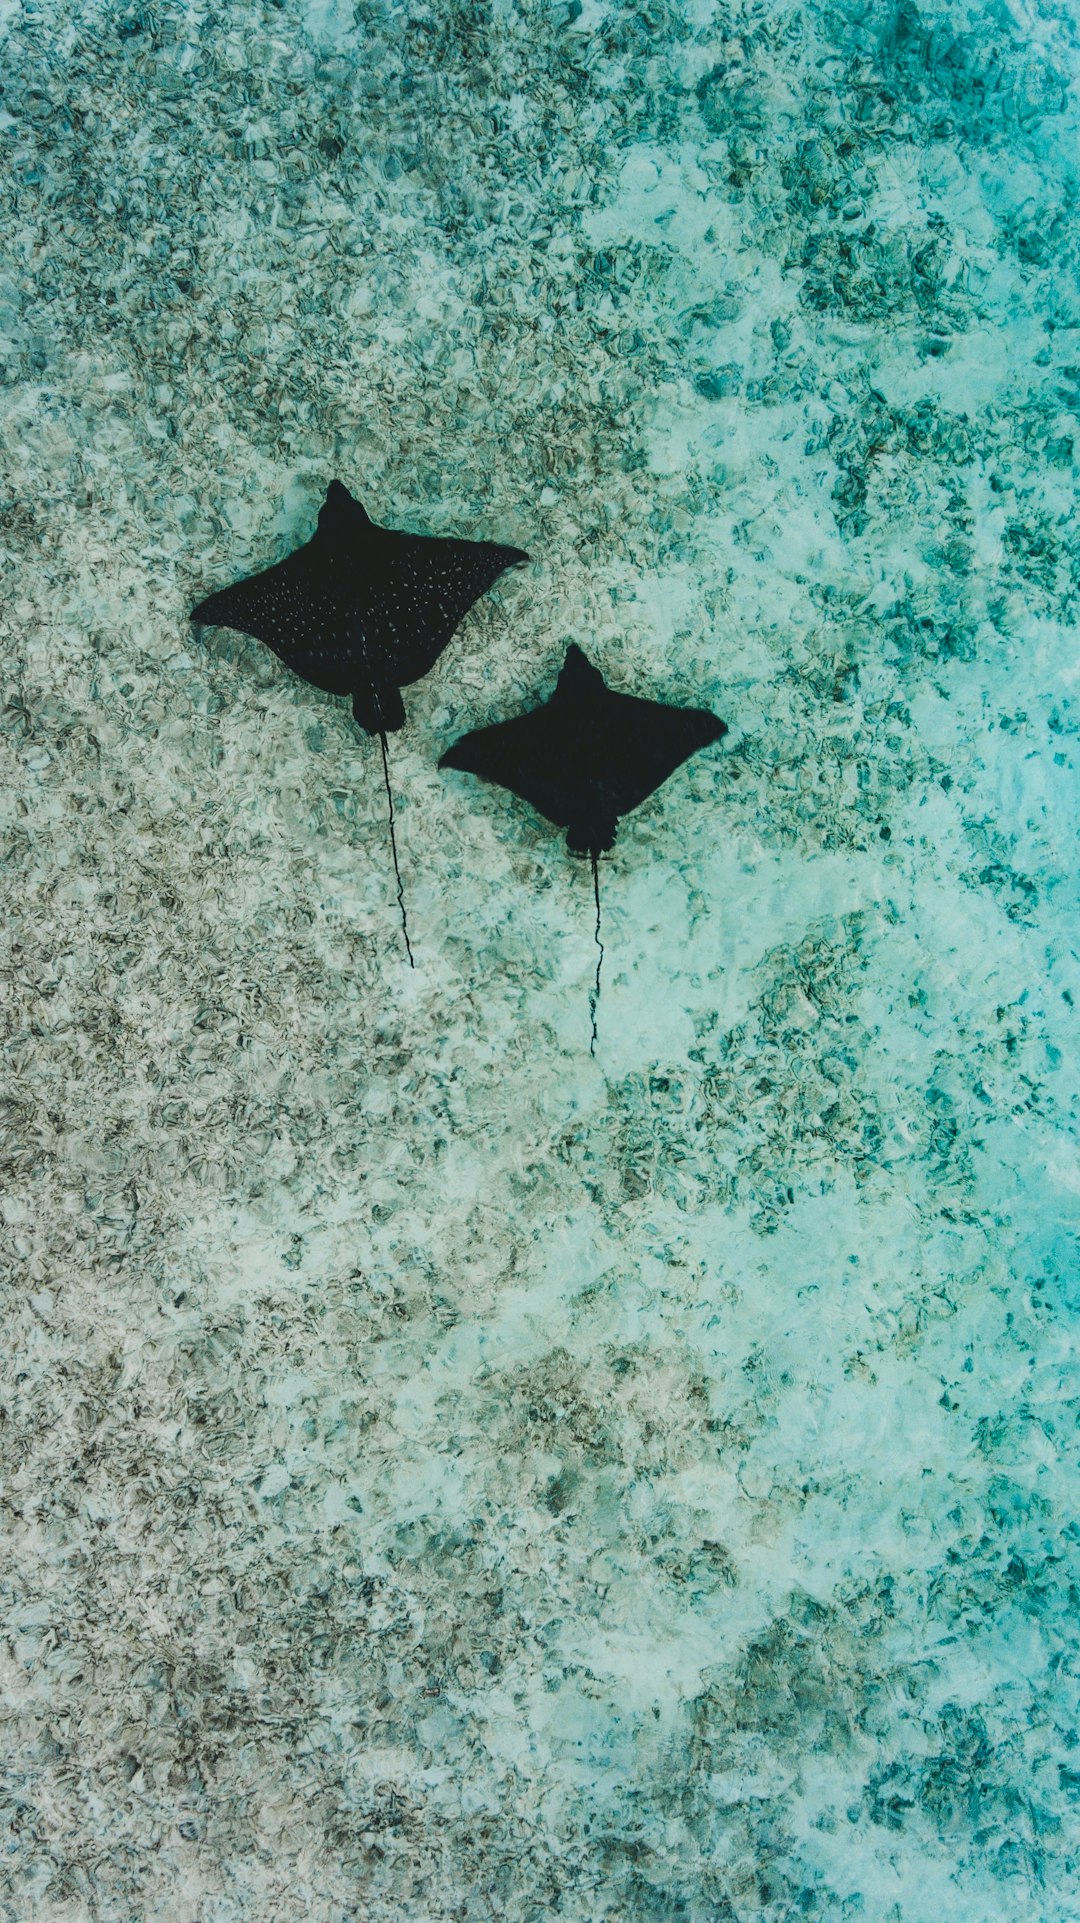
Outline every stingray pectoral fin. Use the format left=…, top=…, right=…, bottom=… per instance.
left=353, top=683, right=406, bottom=735
left=440, top=715, right=573, bottom=835
left=191, top=585, right=234, bottom=626
left=693, top=709, right=728, bottom=749
left=610, top=699, right=729, bottom=815
left=190, top=559, right=304, bottom=652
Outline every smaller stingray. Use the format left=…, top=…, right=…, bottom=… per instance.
left=440, top=643, right=727, bottom=1050
left=192, top=480, right=528, bottom=963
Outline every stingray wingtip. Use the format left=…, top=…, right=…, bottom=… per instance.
left=693, top=708, right=728, bottom=746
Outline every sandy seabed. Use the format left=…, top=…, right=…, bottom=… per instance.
left=1, top=0, right=1078, bottom=1917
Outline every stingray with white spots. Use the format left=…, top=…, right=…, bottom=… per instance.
left=192, top=479, right=528, bottom=962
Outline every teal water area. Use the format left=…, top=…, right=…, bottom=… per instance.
left=1, top=0, right=1078, bottom=1917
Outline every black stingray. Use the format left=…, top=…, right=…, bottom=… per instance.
left=440, top=643, right=727, bottom=1050
left=192, top=479, right=528, bottom=962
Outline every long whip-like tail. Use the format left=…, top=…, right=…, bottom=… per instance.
left=379, top=729, right=414, bottom=968
left=589, top=851, right=604, bottom=1056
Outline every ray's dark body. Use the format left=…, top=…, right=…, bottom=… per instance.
left=440, top=644, right=727, bottom=857
left=191, top=479, right=528, bottom=735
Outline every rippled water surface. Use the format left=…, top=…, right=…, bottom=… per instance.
left=2, top=0, right=1078, bottom=1916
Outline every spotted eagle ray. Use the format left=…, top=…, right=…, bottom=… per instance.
left=440, top=643, right=727, bottom=1050
left=192, top=479, right=528, bottom=963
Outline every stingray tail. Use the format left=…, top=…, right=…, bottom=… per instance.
left=589, top=852, right=604, bottom=1056
left=379, top=730, right=415, bottom=968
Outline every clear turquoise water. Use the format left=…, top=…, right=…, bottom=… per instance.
left=1, top=1, right=1077, bottom=1917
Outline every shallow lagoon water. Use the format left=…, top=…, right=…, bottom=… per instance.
left=1, top=0, right=1078, bottom=1917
